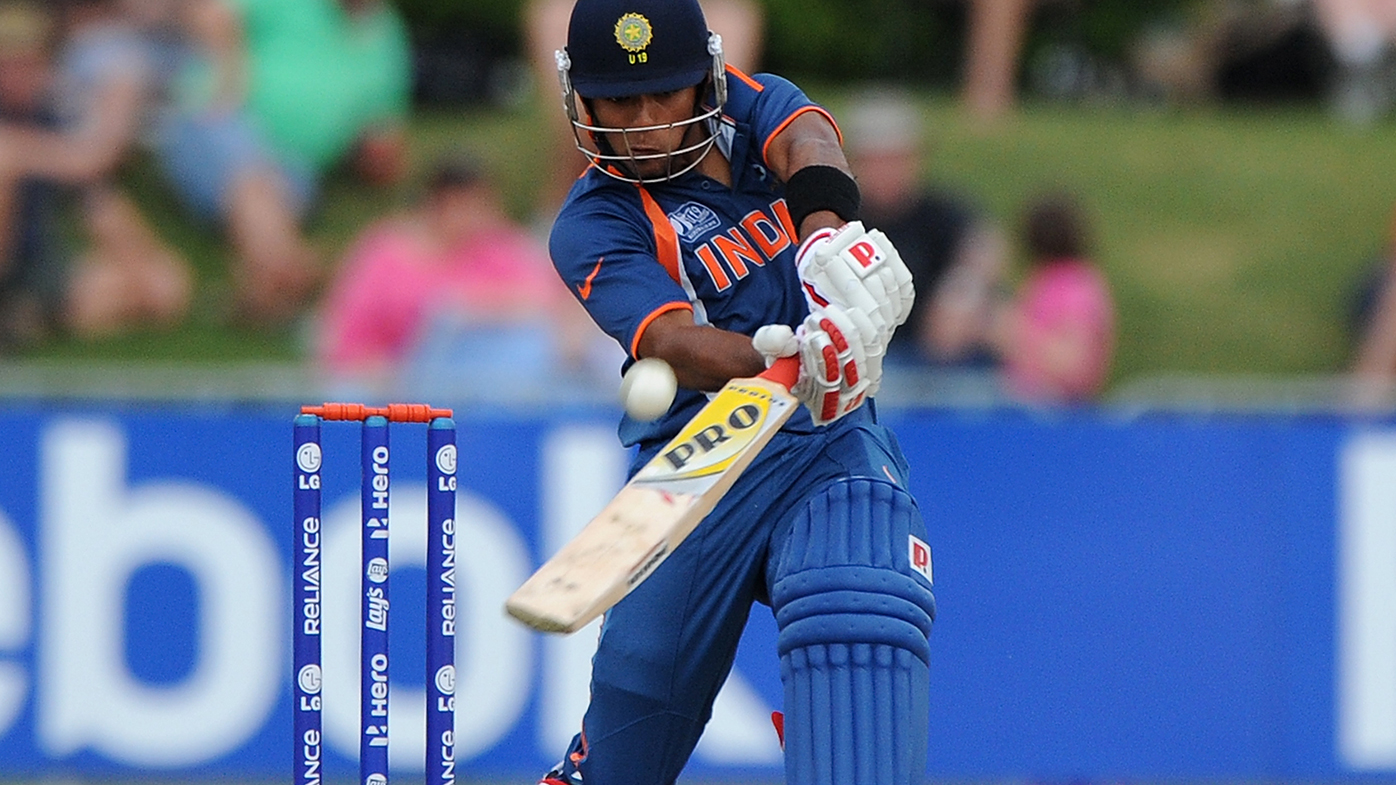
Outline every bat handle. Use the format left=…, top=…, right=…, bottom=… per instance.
left=758, top=355, right=800, bottom=391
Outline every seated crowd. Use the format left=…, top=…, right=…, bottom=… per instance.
left=0, top=0, right=1119, bottom=405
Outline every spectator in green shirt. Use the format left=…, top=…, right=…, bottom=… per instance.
left=157, top=0, right=412, bottom=325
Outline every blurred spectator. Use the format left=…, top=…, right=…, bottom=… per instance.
left=963, top=0, right=1034, bottom=120
left=0, top=0, right=56, bottom=343
left=0, top=0, right=52, bottom=266
left=1313, top=0, right=1396, bottom=122
left=316, top=156, right=612, bottom=394
left=157, top=0, right=412, bottom=324
left=1350, top=202, right=1396, bottom=396
left=1003, top=191, right=1115, bottom=403
left=0, top=0, right=190, bottom=344
left=843, top=89, right=1011, bottom=369
left=1133, top=2, right=1333, bottom=108
left=524, top=0, right=765, bottom=225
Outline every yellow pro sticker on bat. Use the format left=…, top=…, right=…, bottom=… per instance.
left=633, top=382, right=782, bottom=483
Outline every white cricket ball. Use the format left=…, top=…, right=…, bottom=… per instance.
left=619, top=358, right=678, bottom=421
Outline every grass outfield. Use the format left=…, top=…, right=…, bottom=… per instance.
left=21, top=93, right=1396, bottom=390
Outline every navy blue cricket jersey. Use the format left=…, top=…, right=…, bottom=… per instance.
left=550, top=66, right=841, bottom=447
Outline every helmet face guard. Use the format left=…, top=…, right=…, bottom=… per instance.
left=556, top=33, right=728, bottom=184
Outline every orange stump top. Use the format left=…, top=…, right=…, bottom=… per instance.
left=300, top=403, right=454, bottom=422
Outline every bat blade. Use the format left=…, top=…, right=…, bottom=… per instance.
left=506, top=357, right=800, bottom=634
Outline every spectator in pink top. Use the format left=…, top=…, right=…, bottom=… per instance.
left=1004, top=192, right=1115, bottom=403
left=316, top=156, right=589, bottom=387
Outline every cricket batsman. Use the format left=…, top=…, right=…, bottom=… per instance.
left=538, top=0, right=936, bottom=782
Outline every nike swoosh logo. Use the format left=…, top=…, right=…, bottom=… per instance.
left=578, top=256, right=604, bottom=300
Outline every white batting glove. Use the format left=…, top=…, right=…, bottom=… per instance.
left=754, top=305, right=883, bottom=426
left=796, top=221, right=915, bottom=347
left=797, top=303, right=879, bottom=426
left=820, top=299, right=884, bottom=401
left=752, top=323, right=799, bottom=368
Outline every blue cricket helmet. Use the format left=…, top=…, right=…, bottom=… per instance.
left=555, top=0, right=729, bottom=183
left=564, top=0, right=714, bottom=99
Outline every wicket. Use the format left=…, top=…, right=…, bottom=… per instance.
left=294, top=403, right=458, bottom=785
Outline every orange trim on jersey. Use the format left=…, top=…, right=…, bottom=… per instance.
left=761, top=105, right=843, bottom=165
left=631, top=302, right=693, bottom=359
left=725, top=64, right=764, bottom=92
left=636, top=186, right=682, bottom=283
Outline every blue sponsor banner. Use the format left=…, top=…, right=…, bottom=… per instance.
left=0, top=402, right=1391, bottom=781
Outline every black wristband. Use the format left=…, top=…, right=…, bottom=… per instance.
left=784, top=165, right=861, bottom=230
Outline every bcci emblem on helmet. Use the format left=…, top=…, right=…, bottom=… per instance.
left=615, top=12, right=652, bottom=62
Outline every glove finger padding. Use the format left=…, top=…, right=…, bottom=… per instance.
left=795, top=303, right=872, bottom=426
left=795, top=330, right=845, bottom=426
left=882, top=231, right=916, bottom=326
left=830, top=302, right=884, bottom=398
left=862, top=342, right=884, bottom=398
left=798, top=222, right=916, bottom=346
left=861, top=228, right=914, bottom=328
left=806, top=249, right=888, bottom=333
left=839, top=298, right=884, bottom=357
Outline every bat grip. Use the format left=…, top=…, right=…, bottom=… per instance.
left=758, top=355, right=800, bottom=391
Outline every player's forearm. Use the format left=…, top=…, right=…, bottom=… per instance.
left=637, top=313, right=765, bottom=392
left=765, top=113, right=857, bottom=238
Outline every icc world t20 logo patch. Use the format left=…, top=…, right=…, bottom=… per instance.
left=615, top=12, right=652, bottom=63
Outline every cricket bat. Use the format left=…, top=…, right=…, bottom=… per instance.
left=506, top=356, right=802, bottom=633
